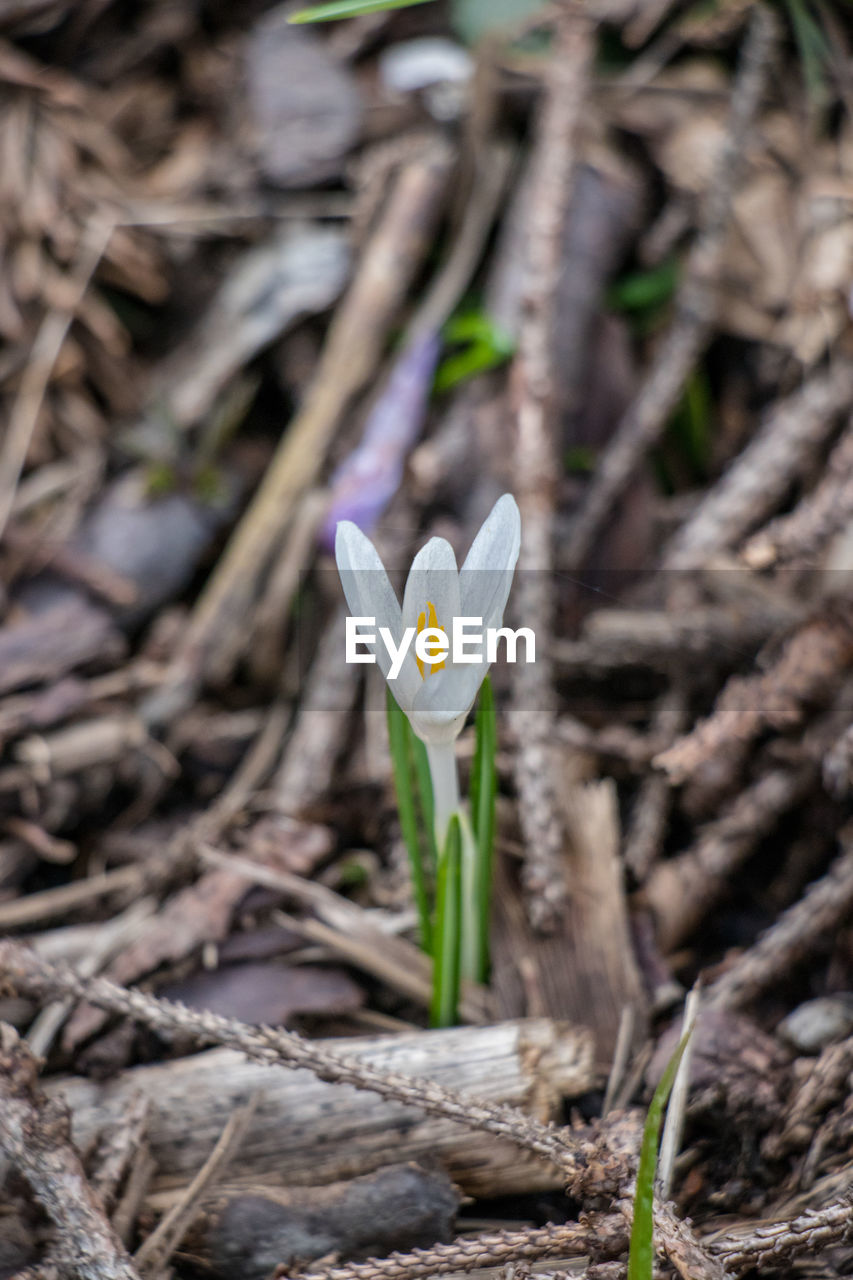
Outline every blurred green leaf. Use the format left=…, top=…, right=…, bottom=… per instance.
left=336, top=857, right=370, bottom=888
left=289, top=0, right=434, bottom=21
left=435, top=310, right=514, bottom=393
left=144, top=461, right=178, bottom=498
left=564, top=445, right=597, bottom=474
left=193, top=463, right=226, bottom=505
left=607, top=258, right=679, bottom=314
left=783, top=0, right=831, bottom=106
left=667, top=368, right=712, bottom=480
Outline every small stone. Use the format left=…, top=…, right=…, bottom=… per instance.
left=777, top=995, right=853, bottom=1054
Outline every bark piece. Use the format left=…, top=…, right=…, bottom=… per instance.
left=49, top=1019, right=594, bottom=1198
left=0, top=598, right=123, bottom=696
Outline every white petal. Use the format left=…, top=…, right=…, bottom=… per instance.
left=336, top=521, right=420, bottom=715
left=402, top=536, right=462, bottom=636
left=461, top=494, right=521, bottom=575
left=459, top=494, right=521, bottom=628
left=335, top=521, right=402, bottom=636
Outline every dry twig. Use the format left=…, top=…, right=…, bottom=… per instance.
left=654, top=605, right=853, bottom=786
left=286, top=1218, right=627, bottom=1280
left=509, top=3, right=594, bottom=930
left=665, top=362, right=853, bottom=569
left=742, top=417, right=853, bottom=568
left=644, top=765, right=815, bottom=953
left=707, top=1195, right=853, bottom=1273
left=0, top=1024, right=140, bottom=1280
left=623, top=686, right=687, bottom=882
left=0, top=940, right=587, bottom=1179
left=706, top=836, right=853, bottom=1010
left=766, top=1037, right=853, bottom=1158
left=133, top=1098, right=257, bottom=1275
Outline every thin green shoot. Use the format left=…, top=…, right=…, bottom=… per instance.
left=627, top=1027, right=694, bottom=1280
left=289, top=0, right=435, bottom=23
left=386, top=689, right=432, bottom=951
left=469, top=675, right=497, bottom=983
left=607, top=257, right=679, bottom=315
left=667, top=367, right=712, bottom=481
left=430, top=814, right=462, bottom=1027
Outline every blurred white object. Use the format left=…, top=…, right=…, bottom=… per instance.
left=778, top=995, right=853, bottom=1054
left=380, top=39, right=472, bottom=120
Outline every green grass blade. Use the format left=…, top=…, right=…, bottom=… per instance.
left=386, top=688, right=432, bottom=951
left=607, top=257, right=679, bottom=313
left=469, top=675, right=497, bottom=983
left=784, top=0, right=831, bottom=107
left=289, top=0, right=434, bottom=22
left=627, top=1028, right=693, bottom=1280
left=430, top=814, right=462, bottom=1028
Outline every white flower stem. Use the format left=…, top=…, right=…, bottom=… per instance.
left=425, top=741, right=460, bottom=849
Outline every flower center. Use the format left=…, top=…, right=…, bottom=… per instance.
left=416, top=600, right=447, bottom=679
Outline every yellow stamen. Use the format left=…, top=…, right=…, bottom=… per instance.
left=416, top=600, right=447, bottom=679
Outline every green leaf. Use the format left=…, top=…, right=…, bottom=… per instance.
left=783, top=0, right=831, bottom=107
left=386, top=689, right=432, bottom=951
left=430, top=813, right=462, bottom=1028
left=627, top=1028, right=693, bottom=1280
left=435, top=310, right=514, bottom=394
left=469, top=675, right=497, bottom=983
left=666, top=367, right=712, bottom=481
left=564, top=445, right=597, bottom=474
left=607, top=258, right=679, bottom=314
left=289, top=0, right=434, bottom=22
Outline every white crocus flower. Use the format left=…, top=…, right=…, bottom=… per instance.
left=335, top=494, right=521, bottom=841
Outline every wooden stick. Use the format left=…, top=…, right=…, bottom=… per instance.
left=0, top=1024, right=140, bottom=1280
left=133, top=1097, right=257, bottom=1274
left=48, top=1019, right=593, bottom=1199
left=509, top=4, right=594, bottom=931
